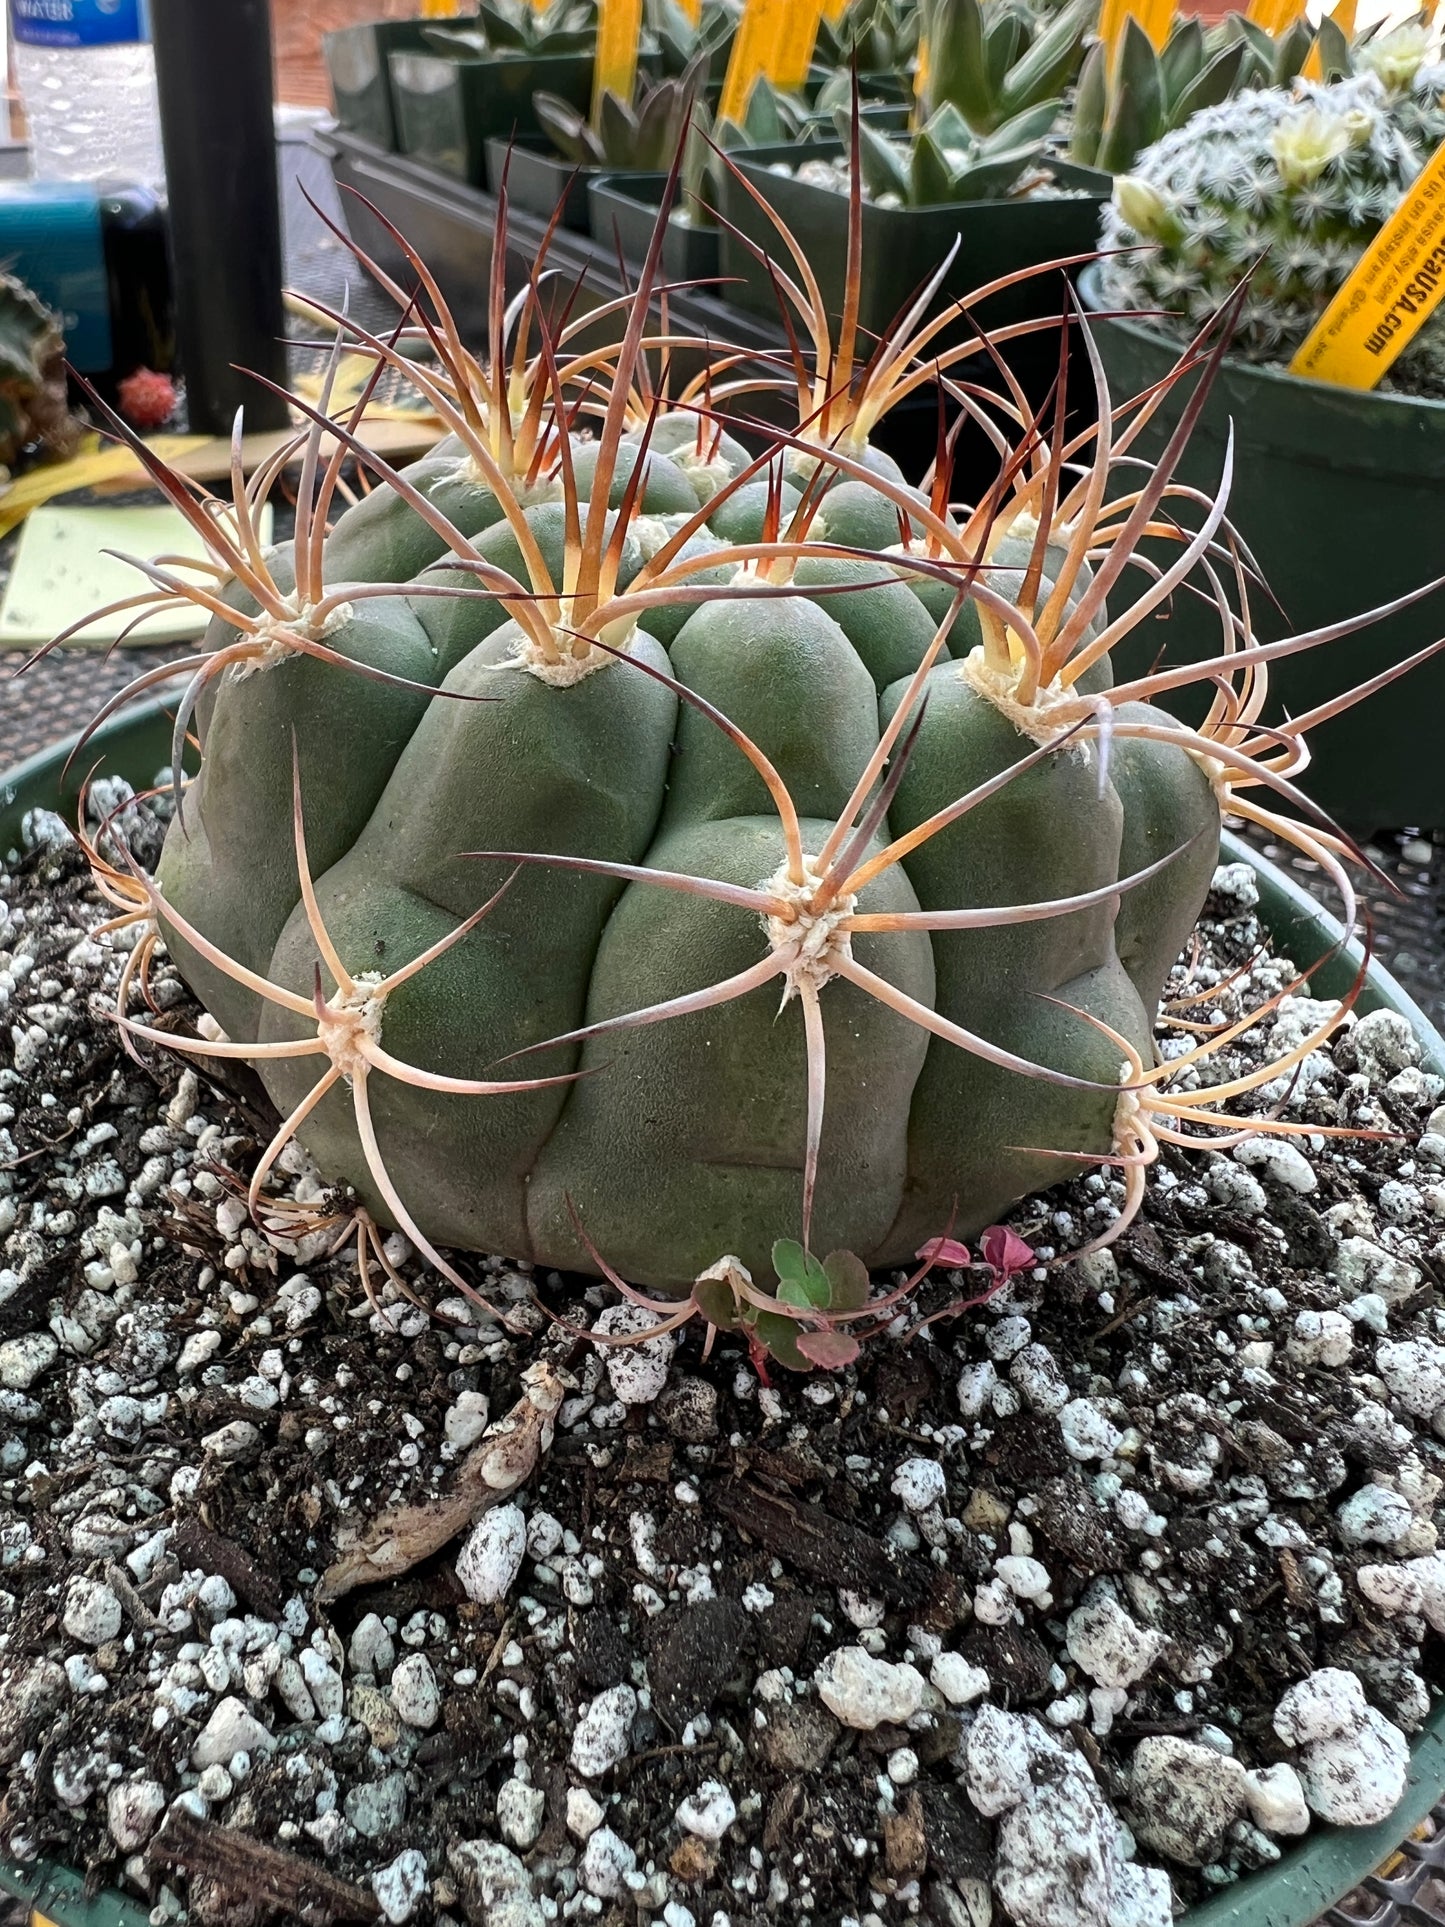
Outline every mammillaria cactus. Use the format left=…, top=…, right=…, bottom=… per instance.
left=1098, top=59, right=1445, bottom=393
left=47, top=163, right=1438, bottom=1330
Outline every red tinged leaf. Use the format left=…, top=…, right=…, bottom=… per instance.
left=980, top=1225, right=1036, bottom=1279
left=796, top=1329, right=862, bottom=1371
left=916, top=1237, right=972, bottom=1269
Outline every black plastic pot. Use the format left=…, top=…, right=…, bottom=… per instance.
left=322, top=18, right=432, bottom=150
left=3, top=701, right=1445, bottom=1925
left=1079, top=264, right=1445, bottom=832
left=587, top=172, right=720, bottom=282
left=486, top=134, right=595, bottom=231
left=390, top=48, right=593, bottom=189
left=718, top=139, right=1110, bottom=346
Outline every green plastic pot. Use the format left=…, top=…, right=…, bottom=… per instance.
left=322, top=19, right=431, bottom=150
left=485, top=133, right=595, bottom=230
left=1079, top=264, right=1445, bottom=832
left=2, top=701, right=1445, bottom=1922
left=717, top=139, right=1110, bottom=347
left=587, top=172, right=720, bottom=281
left=389, top=48, right=593, bottom=188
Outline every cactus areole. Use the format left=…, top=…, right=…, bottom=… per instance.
left=72, top=159, right=1421, bottom=1303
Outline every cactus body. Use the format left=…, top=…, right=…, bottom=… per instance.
left=156, top=428, right=1222, bottom=1287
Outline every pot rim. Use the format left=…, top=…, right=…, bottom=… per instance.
left=1078, top=261, right=1445, bottom=424
left=2, top=701, right=1442, bottom=1927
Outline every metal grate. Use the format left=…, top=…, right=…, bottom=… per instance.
left=1330, top=1819, right=1445, bottom=1927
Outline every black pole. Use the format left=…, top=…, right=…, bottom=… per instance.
left=150, top=0, right=289, bottom=434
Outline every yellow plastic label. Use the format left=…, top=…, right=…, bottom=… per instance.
left=420, top=0, right=462, bottom=13
left=822, top=0, right=851, bottom=18
left=773, top=0, right=824, bottom=90
left=593, top=0, right=644, bottom=119
left=717, top=0, right=789, bottom=126
left=1289, top=134, right=1445, bottom=387
left=1100, top=0, right=1173, bottom=60
left=1247, top=0, right=1307, bottom=32
left=676, top=0, right=703, bottom=16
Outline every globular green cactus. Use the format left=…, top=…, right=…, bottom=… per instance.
left=1098, top=62, right=1445, bottom=394
left=0, top=272, right=80, bottom=470
left=58, top=160, right=1411, bottom=1320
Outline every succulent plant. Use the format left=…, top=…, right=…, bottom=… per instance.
left=423, top=0, right=596, bottom=60
left=535, top=61, right=704, bottom=169
left=1098, top=65, right=1445, bottom=395
left=841, top=97, right=1062, bottom=206
left=816, top=0, right=922, bottom=75
left=48, top=152, right=1435, bottom=1329
left=1068, top=16, right=1260, bottom=175
left=920, top=0, right=1091, bottom=138
left=0, top=273, right=80, bottom=471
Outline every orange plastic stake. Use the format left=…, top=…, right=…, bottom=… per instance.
left=717, top=0, right=789, bottom=126
left=773, top=0, right=825, bottom=91
left=593, top=0, right=645, bottom=125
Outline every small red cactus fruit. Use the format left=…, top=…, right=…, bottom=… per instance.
left=117, top=367, right=177, bottom=431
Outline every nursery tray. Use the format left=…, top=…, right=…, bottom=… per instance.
left=2, top=699, right=1445, bottom=1924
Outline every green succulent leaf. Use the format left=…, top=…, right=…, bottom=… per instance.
left=856, top=118, right=913, bottom=200
left=910, top=125, right=963, bottom=204
left=949, top=141, right=1042, bottom=199
left=772, top=1238, right=834, bottom=1309
left=1158, top=16, right=1205, bottom=105
left=1069, top=39, right=1107, bottom=165
left=925, top=0, right=993, bottom=132
left=1168, top=39, right=1251, bottom=131
left=535, top=89, right=600, bottom=164
left=1272, top=15, right=1314, bottom=83
left=995, top=0, right=1089, bottom=123
left=752, top=1311, right=811, bottom=1373
left=980, top=96, right=1064, bottom=154
left=693, top=1276, right=744, bottom=1332
left=598, top=87, right=641, bottom=165
left=822, top=1250, right=871, bottom=1313
left=985, top=11, right=1027, bottom=99
left=1095, top=18, right=1163, bottom=175
left=1315, top=14, right=1353, bottom=81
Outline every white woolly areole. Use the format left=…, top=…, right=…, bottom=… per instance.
left=961, top=646, right=1090, bottom=747
left=674, top=449, right=733, bottom=503
left=317, top=970, right=386, bottom=1079
left=506, top=624, right=633, bottom=687
left=237, top=599, right=354, bottom=676
left=455, top=453, right=562, bottom=508
left=762, top=859, right=857, bottom=999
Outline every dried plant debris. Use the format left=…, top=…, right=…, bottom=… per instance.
left=3, top=798, right=1445, bottom=1927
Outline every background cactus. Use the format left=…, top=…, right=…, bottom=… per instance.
left=62, top=171, right=1410, bottom=1308
left=920, top=0, right=1092, bottom=136
left=1097, top=60, right=1445, bottom=394
left=0, top=273, right=80, bottom=471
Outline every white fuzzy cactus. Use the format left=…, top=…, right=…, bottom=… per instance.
left=1098, top=65, right=1445, bottom=395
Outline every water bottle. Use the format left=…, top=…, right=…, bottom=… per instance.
left=12, top=0, right=165, bottom=189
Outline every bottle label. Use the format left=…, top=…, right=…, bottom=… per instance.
left=11, top=0, right=147, bottom=48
